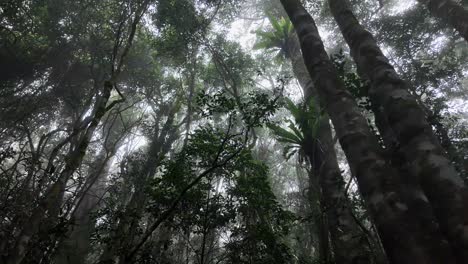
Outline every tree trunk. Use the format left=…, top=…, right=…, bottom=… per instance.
left=294, top=163, right=317, bottom=260
left=285, top=32, right=375, bottom=263
left=417, top=0, right=468, bottom=42
left=279, top=0, right=457, bottom=263
left=53, top=103, right=133, bottom=264
left=5, top=81, right=114, bottom=264
left=328, top=0, right=468, bottom=262
left=53, top=149, right=114, bottom=264
left=99, top=111, right=179, bottom=264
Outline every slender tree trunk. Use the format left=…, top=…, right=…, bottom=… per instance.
left=416, top=0, right=468, bottom=42
left=53, top=148, right=115, bottom=264
left=328, top=1, right=468, bottom=262
left=99, top=112, right=178, bottom=264
left=286, top=33, right=375, bottom=263
left=294, top=164, right=317, bottom=259
left=5, top=81, right=114, bottom=264
left=279, top=0, right=457, bottom=263
left=150, top=224, right=173, bottom=264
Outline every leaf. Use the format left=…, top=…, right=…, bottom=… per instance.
left=288, top=120, right=304, bottom=142
left=283, top=145, right=299, bottom=160
left=284, top=97, right=301, bottom=122
left=267, top=123, right=302, bottom=145
left=269, top=14, right=282, bottom=35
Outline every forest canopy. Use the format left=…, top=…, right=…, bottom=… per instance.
left=0, top=0, right=467, bottom=263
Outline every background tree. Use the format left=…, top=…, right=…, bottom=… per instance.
left=0, top=0, right=467, bottom=263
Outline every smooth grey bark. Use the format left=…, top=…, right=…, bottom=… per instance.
left=416, top=0, right=468, bottom=42
left=279, top=0, right=457, bottom=263
left=328, top=0, right=468, bottom=262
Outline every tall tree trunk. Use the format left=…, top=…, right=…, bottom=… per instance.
left=285, top=32, right=375, bottom=263
left=328, top=1, right=468, bottom=262
left=53, top=103, right=132, bottom=264
left=99, top=111, right=178, bottom=264
left=294, top=163, right=318, bottom=260
left=5, top=81, right=114, bottom=264
left=53, top=148, right=115, bottom=264
left=416, top=0, right=468, bottom=42
left=279, top=0, right=457, bottom=263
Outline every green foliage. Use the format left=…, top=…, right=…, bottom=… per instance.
left=223, top=152, right=295, bottom=264
left=202, top=35, right=257, bottom=91
left=2, top=0, right=468, bottom=263
left=268, top=98, right=324, bottom=160
left=152, top=0, right=207, bottom=64
left=331, top=50, right=372, bottom=111
left=253, top=16, right=294, bottom=62
left=139, top=89, right=294, bottom=263
left=196, top=86, right=283, bottom=128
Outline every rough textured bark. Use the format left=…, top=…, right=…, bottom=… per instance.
left=279, top=0, right=457, bottom=263
left=328, top=1, right=468, bottom=262
left=285, top=32, right=375, bottom=263
left=417, top=0, right=468, bottom=42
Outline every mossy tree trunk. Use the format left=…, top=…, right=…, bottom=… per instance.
left=285, top=30, right=376, bottom=263
left=279, top=0, right=458, bottom=263
left=328, top=0, right=468, bottom=262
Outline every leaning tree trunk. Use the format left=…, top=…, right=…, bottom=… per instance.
left=99, top=111, right=179, bottom=264
left=53, top=147, right=119, bottom=263
left=5, top=81, right=114, bottom=264
left=328, top=0, right=468, bottom=262
left=279, top=0, right=457, bottom=263
left=285, top=32, right=376, bottom=263
left=53, top=104, right=133, bottom=264
left=416, top=0, right=468, bottom=42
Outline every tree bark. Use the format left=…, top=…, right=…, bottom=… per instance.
left=285, top=32, right=375, bottom=263
left=5, top=81, right=114, bottom=264
left=53, top=103, right=133, bottom=264
left=99, top=110, right=179, bottom=264
left=328, top=0, right=468, bottom=262
left=53, top=148, right=115, bottom=264
left=417, top=0, right=468, bottom=42
left=279, top=0, right=457, bottom=263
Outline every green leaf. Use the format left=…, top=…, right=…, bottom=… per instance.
left=267, top=123, right=302, bottom=145
left=283, top=145, right=299, bottom=160
left=288, top=120, right=304, bottom=142
left=284, top=98, right=301, bottom=122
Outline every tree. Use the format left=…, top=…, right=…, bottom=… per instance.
left=255, top=15, right=376, bottom=263
left=53, top=102, right=142, bottom=264
left=2, top=1, right=150, bottom=263
left=279, top=0, right=458, bottom=263
left=416, top=0, right=468, bottom=42
left=328, top=0, right=468, bottom=262
left=1, top=0, right=467, bottom=263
